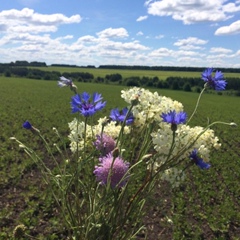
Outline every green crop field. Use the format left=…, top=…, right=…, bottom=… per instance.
left=29, top=66, right=240, bottom=80
left=1, top=76, right=240, bottom=239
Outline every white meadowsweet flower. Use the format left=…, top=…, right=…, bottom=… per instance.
left=161, top=168, right=186, bottom=188
left=68, top=117, right=130, bottom=153
left=121, top=87, right=184, bottom=126
left=151, top=123, right=221, bottom=166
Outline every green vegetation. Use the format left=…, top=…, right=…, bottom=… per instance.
left=30, top=66, right=240, bottom=79
left=1, top=76, right=240, bottom=239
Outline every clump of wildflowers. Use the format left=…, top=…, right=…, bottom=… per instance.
left=201, top=68, right=227, bottom=91
left=11, top=67, right=236, bottom=239
left=71, top=92, right=106, bottom=117
left=94, top=153, right=130, bottom=188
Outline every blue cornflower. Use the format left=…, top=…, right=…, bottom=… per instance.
left=23, top=121, right=32, bottom=130
left=110, top=107, right=134, bottom=125
left=189, top=149, right=211, bottom=169
left=161, top=110, right=187, bottom=125
left=201, top=68, right=227, bottom=91
left=71, top=92, right=106, bottom=117
left=22, top=121, right=39, bottom=133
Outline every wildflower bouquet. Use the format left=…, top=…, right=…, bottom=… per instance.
left=12, top=70, right=235, bottom=239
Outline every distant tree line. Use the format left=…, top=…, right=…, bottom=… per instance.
left=98, top=65, right=240, bottom=73
left=0, top=61, right=47, bottom=67
left=1, top=62, right=240, bottom=96
left=0, top=66, right=94, bottom=82
left=1, top=61, right=240, bottom=73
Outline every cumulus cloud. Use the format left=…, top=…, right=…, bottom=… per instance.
left=155, top=34, right=164, bottom=39
left=210, top=47, right=233, bottom=54
left=137, top=31, right=144, bottom=36
left=215, top=20, right=240, bottom=35
left=136, top=15, right=148, bottom=22
left=96, top=27, right=129, bottom=39
left=145, top=0, right=240, bottom=24
left=174, top=37, right=208, bottom=47
left=0, top=8, right=81, bottom=34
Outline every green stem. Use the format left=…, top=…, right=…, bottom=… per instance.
left=187, top=87, right=206, bottom=124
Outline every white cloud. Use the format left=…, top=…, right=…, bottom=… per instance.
left=149, top=47, right=174, bottom=58
left=155, top=34, right=164, bottom=39
left=174, top=37, right=208, bottom=47
left=146, top=0, right=240, bottom=24
left=0, top=8, right=81, bottom=34
left=137, top=31, right=144, bottom=36
left=96, top=27, right=129, bottom=39
left=210, top=47, right=233, bottom=54
left=222, top=2, right=240, bottom=13
left=136, top=15, right=148, bottom=22
left=215, top=20, right=240, bottom=35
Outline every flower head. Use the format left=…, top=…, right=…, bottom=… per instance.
left=110, top=107, right=134, bottom=125
left=161, top=110, right=187, bottom=131
left=58, top=76, right=73, bottom=87
left=58, top=76, right=77, bottom=93
left=22, top=121, right=40, bottom=133
left=13, top=224, right=26, bottom=239
left=93, top=153, right=130, bottom=188
left=189, top=149, right=211, bottom=169
left=71, top=92, right=106, bottom=117
left=94, top=134, right=116, bottom=155
left=201, top=68, right=227, bottom=91
left=23, top=121, right=32, bottom=130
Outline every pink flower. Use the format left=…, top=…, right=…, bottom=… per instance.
left=93, top=153, right=130, bottom=188
left=94, top=134, right=116, bottom=155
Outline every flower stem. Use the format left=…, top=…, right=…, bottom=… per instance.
left=187, top=87, right=206, bottom=124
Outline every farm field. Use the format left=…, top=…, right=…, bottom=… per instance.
left=29, top=66, right=240, bottom=80
left=0, top=76, right=240, bottom=239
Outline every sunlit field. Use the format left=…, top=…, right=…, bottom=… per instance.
left=29, top=66, right=240, bottom=80
left=1, top=76, right=240, bottom=239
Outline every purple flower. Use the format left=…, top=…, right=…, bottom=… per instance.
left=189, top=149, right=211, bottom=169
left=201, top=68, right=227, bottom=91
left=23, top=121, right=32, bottom=130
left=71, top=92, right=106, bottom=117
left=94, top=134, right=116, bottom=155
left=110, top=107, right=134, bottom=125
left=161, top=110, right=187, bottom=125
left=93, top=153, right=130, bottom=188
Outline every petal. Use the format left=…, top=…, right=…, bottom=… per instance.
left=81, top=92, right=91, bottom=102
left=93, top=92, right=103, bottom=103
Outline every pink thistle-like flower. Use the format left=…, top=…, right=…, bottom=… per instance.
left=94, top=134, right=116, bottom=155
left=93, top=153, right=130, bottom=188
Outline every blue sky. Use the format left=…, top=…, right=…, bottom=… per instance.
left=0, top=0, right=240, bottom=68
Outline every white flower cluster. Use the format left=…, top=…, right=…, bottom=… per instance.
left=122, top=87, right=221, bottom=179
left=161, top=167, right=186, bottom=188
left=151, top=123, right=221, bottom=164
left=68, top=117, right=130, bottom=153
left=121, top=87, right=183, bottom=126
